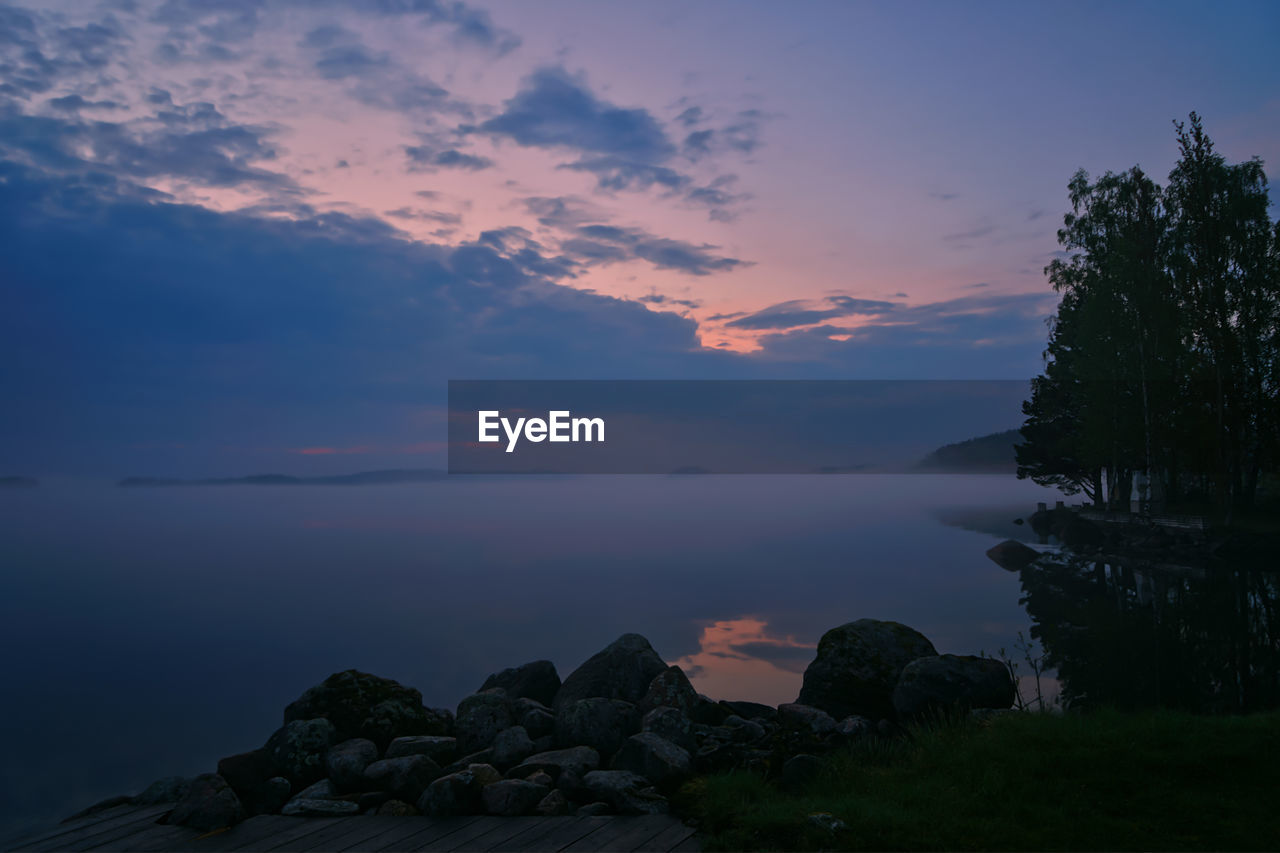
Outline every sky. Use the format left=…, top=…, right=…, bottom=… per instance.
left=1, top=0, right=1278, bottom=476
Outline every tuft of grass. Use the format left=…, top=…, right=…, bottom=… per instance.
left=681, top=709, right=1280, bottom=851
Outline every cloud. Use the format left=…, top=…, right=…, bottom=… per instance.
left=404, top=144, right=494, bottom=171
left=478, top=67, right=674, bottom=163
left=725, top=295, right=898, bottom=330
left=567, top=223, right=748, bottom=276
left=0, top=98, right=296, bottom=192
left=0, top=160, right=747, bottom=473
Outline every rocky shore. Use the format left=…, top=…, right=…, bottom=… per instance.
left=68, top=620, right=1015, bottom=831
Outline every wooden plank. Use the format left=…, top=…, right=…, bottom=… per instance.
left=17, top=806, right=173, bottom=852
left=411, top=817, right=519, bottom=851
left=477, top=816, right=575, bottom=852
left=667, top=834, right=700, bottom=853
left=495, top=817, right=609, bottom=853
left=167, top=816, right=307, bottom=852
left=630, top=821, right=698, bottom=853
left=89, top=822, right=198, bottom=852
left=361, top=817, right=483, bottom=852
left=6, top=805, right=155, bottom=850
left=290, top=817, right=413, bottom=852
left=561, top=816, right=674, bottom=852
left=229, top=817, right=346, bottom=852
left=60, top=811, right=177, bottom=852
left=455, top=817, right=549, bottom=851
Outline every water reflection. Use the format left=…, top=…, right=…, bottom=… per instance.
left=1013, top=553, right=1280, bottom=713
left=669, top=617, right=816, bottom=706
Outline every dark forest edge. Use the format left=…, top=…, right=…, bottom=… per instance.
left=1017, top=113, right=1280, bottom=525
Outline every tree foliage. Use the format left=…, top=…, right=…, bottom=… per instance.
left=1018, top=114, right=1279, bottom=514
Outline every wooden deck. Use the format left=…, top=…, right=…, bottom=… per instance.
left=1, top=805, right=700, bottom=852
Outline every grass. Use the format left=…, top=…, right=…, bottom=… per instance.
left=678, top=709, right=1280, bottom=851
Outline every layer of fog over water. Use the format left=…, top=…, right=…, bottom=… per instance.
left=2, top=473, right=1275, bottom=836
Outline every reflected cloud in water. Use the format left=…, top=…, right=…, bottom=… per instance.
left=669, top=617, right=816, bottom=706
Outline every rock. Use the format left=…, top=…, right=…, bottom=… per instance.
left=480, top=661, right=561, bottom=706
left=440, top=748, right=494, bottom=776
left=216, top=749, right=280, bottom=815
left=554, top=698, right=639, bottom=757
left=291, top=779, right=339, bottom=800
left=576, top=802, right=611, bottom=816
left=691, top=693, right=730, bottom=725
left=263, top=718, right=337, bottom=788
left=638, top=666, right=699, bottom=716
left=357, top=791, right=393, bottom=811
left=777, top=703, right=837, bottom=735
left=455, top=690, right=515, bottom=754
left=468, top=763, right=503, bottom=788
left=581, top=770, right=669, bottom=815
left=641, top=706, right=696, bottom=753
left=797, top=619, right=938, bottom=720
left=834, top=716, right=873, bottom=739
left=135, top=776, right=190, bottom=805
left=720, top=700, right=777, bottom=722
left=362, top=755, right=441, bottom=803
left=281, top=798, right=360, bottom=817
left=509, top=746, right=601, bottom=782
left=985, top=539, right=1041, bottom=571
left=519, top=708, right=557, bottom=739
left=490, top=726, right=536, bottom=768
left=892, top=654, right=1015, bottom=719
left=259, top=778, right=292, bottom=814
left=781, top=754, right=826, bottom=792
left=417, top=770, right=481, bottom=816
left=554, top=634, right=668, bottom=708
left=482, top=779, right=550, bottom=816
left=807, top=812, right=847, bottom=833
left=722, top=715, right=767, bottom=742
left=385, top=735, right=457, bottom=763
left=167, top=774, right=245, bottom=831
left=526, top=771, right=554, bottom=787
left=325, top=738, right=379, bottom=792
left=284, top=670, right=450, bottom=748
left=536, top=789, right=572, bottom=816
left=693, top=741, right=744, bottom=774
left=609, top=734, right=691, bottom=786
left=377, top=799, right=420, bottom=816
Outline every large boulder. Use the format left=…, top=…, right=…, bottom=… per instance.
left=985, top=540, right=1041, bottom=571
left=508, top=746, right=601, bottom=782
left=385, top=735, right=457, bottom=763
left=417, top=770, right=482, bottom=816
left=490, top=726, right=536, bottom=769
left=777, top=703, right=836, bottom=735
left=455, top=690, right=516, bottom=754
left=892, top=654, right=1015, bottom=719
left=479, top=661, right=561, bottom=706
left=638, top=666, right=699, bottom=716
left=641, top=706, right=696, bottom=753
left=554, top=698, right=639, bottom=758
left=217, top=750, right=289, bottom=815
left=325, top=738, right=379, bottom=792
left=609, top=733, right=691, bottom=786
left=167, top=774, right=245, bottom=831
left=283, top=670, right=449, bottom=748
left=581, top=770, right=669, bottom=815
left=554, top=634, right=668, bottom=708
left=263, top=718, right=337, bottom=789
left=797, top=619, right=938, bottom=719
left=482, top=779, right=550, bottom=816
left=362, top=755, right=442, bottom=803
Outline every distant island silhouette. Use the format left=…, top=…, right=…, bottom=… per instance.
left=118, top=469, right=447, bottom=487
left=915, top=429, right=1020, bottom=473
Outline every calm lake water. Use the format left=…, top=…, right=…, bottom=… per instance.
left=7, top=473, right=1268, bottom=836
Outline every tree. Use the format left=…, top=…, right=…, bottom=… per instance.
left=1019, top=114, right=1278, bottom=515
